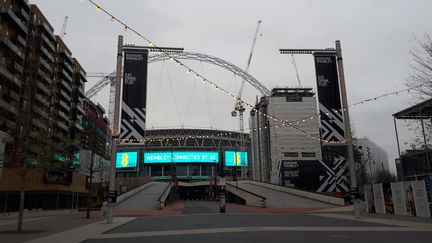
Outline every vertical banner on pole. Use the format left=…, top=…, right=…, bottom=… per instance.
left=313, top=54, right=345, bottom=142
left=120, top=48, right=148, bottom=141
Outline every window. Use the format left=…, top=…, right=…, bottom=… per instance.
left=302, top=152, right=316, bottom=157
left=284, top=152, right=298, bottom=157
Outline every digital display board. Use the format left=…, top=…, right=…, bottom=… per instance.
left=224, top=151, right=248, bottom=166
left=116, top=151, right=138, bottom=169
left=144, top=152, right=219, bottom=163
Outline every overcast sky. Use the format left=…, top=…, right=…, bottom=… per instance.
left=31, top=0, right=432, bottom=173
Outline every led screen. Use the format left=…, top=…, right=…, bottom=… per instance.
left=116, top=151, right=138, bottom=168
left=224, top=151, right=248, bottom=166
left=144, top=152, right=219, bottom=163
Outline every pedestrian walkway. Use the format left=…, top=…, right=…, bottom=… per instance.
left=235, top=181, right=333, bottom=208
left=115, top=182, right=168, bottom=210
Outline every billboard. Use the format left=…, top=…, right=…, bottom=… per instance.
left=224, top=151, right=248, bottom=166
left=120, top=48, right=148, bottom=141
left=313, top=53, right=345, bottom=142
left=280, top=159, right=349, bottom=193
left=144, top=152, right=219, bottom=163
left=116, top=151, right=138, bottom=169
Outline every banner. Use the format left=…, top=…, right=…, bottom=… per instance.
left=313, top=54, right=344, bottom=142
left=391, top=182, right=407, bottom=216
left=404, top=181, right=416, bottom=216
left=120, top=48, right=148, bottom=141
left=280, top=159, right=349, bottom=193
left=412, top=180, right=431, bottom=218
left=383, top=183, right=394, bottom=214
left=373, top=183, right=386, bottom=214
left=364, top=184, right=375, bottom=213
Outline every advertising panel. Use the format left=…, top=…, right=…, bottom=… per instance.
left=364, top=184, right=375, bottom=213
left=280, top=159, right=349, bottom=193
left=383, top=183, right=394, bottom=214
left=391, top=182, right=407, bottom=216
left=425, top=179, right=432, bottom=213
left=412, top=180, right=431, bottom=218
left=224, top=151, right=248, bottom=166
left=120, top=48, right=148, bottom=141
left=404, top=181, right=416, bottom=216
left=373, top=183, right=386, bottom=214
left=144, top=152, right=219, bottom=163
left=313, top=53, right=344, bottom=142
left=116, top=151, right=138, bottom=169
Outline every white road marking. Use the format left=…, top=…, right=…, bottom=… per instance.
left=93, top=226, right=432, bottom=239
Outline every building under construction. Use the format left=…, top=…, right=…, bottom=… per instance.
left=0, top=1, right=88, bottom=211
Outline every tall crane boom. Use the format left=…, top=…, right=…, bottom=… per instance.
left=233, top=20, right=262, bottom=112
left=60, top=16, right=68, bottom=39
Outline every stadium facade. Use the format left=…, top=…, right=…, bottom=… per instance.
left=115, top=129, right=251, bottom=181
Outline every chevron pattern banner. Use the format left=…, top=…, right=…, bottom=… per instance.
left=280, top=159, right=349, bottom=193
left=120, top=48, right=148, bottom=141
left=313, top=54, right=345, bottom=142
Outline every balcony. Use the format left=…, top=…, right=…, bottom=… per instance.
left=41, top=22, right=54, bottom=37
left=9, top=90, right=19, bottom=101
left=6, top=119, right=16, bottom=130
left=40, top=46, right=55, bottom=63
left=64, top=63, right=74, bottom=74
left=0, top=99, right=18, bottom=115
left=0, top=36, right=24, bottom=59
left=0, top=66, right=22, bottom=87
left=59, top=100, right=71, bottom=112
left=19, top=8, right=30, bottom=21
left=13, top=62, right=24, bottom=73
left=16, top=34, right=26, bottom=47
left=34, top=93, right=50, bottom=108
left=37, top=82, right=51, bottom=96
left=33, top=105, right=49, bottom=119
left=0, top=6, right=28, bottom=34
left=62, top=69, right=73, bottom=82
left=41, top=33, right=56, bottom=52
left=32, top=118, right=48, bottom=130
left=58, top=110, right=70, bottom=121
left=38, top=69, right=53, bottom=84
left=77, top=105, right=85, bottom=115
left=39, top=57, right=54, bottom=74
left=75, top=122, right=83, bottom=131
left=61, top=79, right=73, bottom=93
left=60, top=90, right=71, bottom=102
left=57, top=121, right=69, bottom=132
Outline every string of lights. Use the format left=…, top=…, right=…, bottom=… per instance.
left=83, top=0, right=420, bottom=145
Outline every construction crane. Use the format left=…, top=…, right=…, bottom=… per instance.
left=291, top=54, right=302, bottom=87
left=231, top=20, right=262, bottom=118
left=231, top=20, right=262, bottom=179
left=60, top=16, right=68, bottom=39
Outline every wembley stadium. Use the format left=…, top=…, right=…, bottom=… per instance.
left=115, top=128, right=251, bottom=181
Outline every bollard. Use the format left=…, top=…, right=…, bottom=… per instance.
left=219, top=187, right=226, bottom=213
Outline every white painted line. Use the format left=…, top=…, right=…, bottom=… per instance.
left=0, top=216, right=59, bottom=226
left=311, top=213, right=432, bottom=229
left=24, top=217, right=136, bottom=243
left=93, top=226, right=432, bottom=239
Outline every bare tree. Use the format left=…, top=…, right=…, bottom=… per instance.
left=408, top=33, right=432, bottom=98
left=404, top=33, right=432, bottom=149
